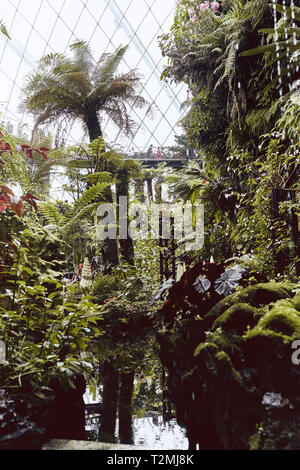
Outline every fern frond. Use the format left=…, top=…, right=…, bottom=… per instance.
left=66, top=182, right=111, bottom=219
left=63, top=202, right=102, bottom=235
left=38, top=202, right=66, bottom=226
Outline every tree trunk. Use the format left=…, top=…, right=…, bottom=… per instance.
left=99, top=360, right=119, bottom=443
left=147, top=178, right=153, bottom=203
left=116, top=168, right=134, bottom=265
left=85, top=112, right=120, bottom=441
left=86, top=110, right=119, bottom=269
left=85, top=110, right=103, bottom=142
left=118, top=371, right=135, bottom=444
left=155, top=175, right=162, bottom=204
left=101, top=184, right=120, bottom=269
left=115, top=168, right=135, bottom=444
left=134, top=177, right=145, bottom=203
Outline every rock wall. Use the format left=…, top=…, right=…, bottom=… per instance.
left=0, top=375, right=86, bottom=450
left=155, top=261, right=300, bottom=449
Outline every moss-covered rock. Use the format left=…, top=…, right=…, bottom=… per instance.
left=293, top=292, right=300, bottom=312
left=212, top=303, right=259, bottom=334
left=206, top=282, right=297, bottom=325
left=156, top=279, right=300, bottom=450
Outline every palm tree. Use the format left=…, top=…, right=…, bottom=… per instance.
left=21, top=42, right=151, bottom=444
left=21, top=41, right=150, bottom=142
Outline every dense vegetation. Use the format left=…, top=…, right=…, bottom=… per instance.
left=0, top=0, right=300, bottom=450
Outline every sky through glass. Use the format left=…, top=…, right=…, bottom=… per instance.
left=0, top=0, right=187, bottom=152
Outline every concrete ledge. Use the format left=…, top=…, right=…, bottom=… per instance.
left=42, top=439, right=142, bottom=450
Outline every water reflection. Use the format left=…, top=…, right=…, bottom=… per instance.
left=132, top=416, right=188, bottom=450
left=85, top=414, right=188, bottom=450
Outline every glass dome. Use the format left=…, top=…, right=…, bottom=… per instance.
left=0, top=0, right=187, bottom=152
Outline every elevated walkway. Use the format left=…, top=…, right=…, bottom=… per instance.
left=138, top=158, right=187, bottom=169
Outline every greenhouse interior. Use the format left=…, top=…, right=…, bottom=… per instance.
left=0, top=0, right=300, bottom=453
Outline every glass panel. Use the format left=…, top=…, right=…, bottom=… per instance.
left=0, top=0, right=186, bottom=148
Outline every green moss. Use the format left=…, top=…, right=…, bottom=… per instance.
left=194, top=342, right=219, bottom=376
left=215, top=350, right=230, bottom=363
left=206, top=283, right=296, bottom=324
left=215, top=350, right=242, bottom=384
left=293, top=292, right=300, bottom=312
left=256, top=299, right=300, bottom=337
left=243, top=326, right=292, bottom=345
left=212, top=303, right=259, bottom=334
left=161, top=280, right=300, bottom=450
left=248, top=433, right=261, bottom=450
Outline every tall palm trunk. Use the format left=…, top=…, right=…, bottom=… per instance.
left=116, top=167, right=134, bottom=265
left=116, top=167, right=135, bottom=443
left=147, top=177, right=153, bottom=203
left=86, top=112, right=120, bottom=441
left=85, top=110, right=103, bottom=142
left=119, top=370, right=135, bottom=444
left=99, top=360, right=119, bottom=443
left=86, top=112, right=119, bottom=268
left=155, top=174, right=162, bottom=204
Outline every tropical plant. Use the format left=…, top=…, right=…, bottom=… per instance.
left=239, top=2, right=300, bottom=138
left=21, top=41, right=150, bottom=142
left=0, top=280, right=101, bottom=397
left=91, top=263, right=156, bottom=443
left=0, top=196, right=102, bottom=397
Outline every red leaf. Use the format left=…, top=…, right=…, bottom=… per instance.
left=0, top=185, right=15, bottom=196
left=26, top=199, right=38, bottom=212
left=10, top=199, right=24, bottom=218
left=40, top=151, right=48, bottom=160
left=23, top=192, right=39, bottom=201
left=25, top=150, right=33, bottom=159
left=34, top=148, right=48, bottom=160
left=21, top=193, right=40, bottom=212
left=5, top=143, right=13, bottom=155
left=0, top=142, right=12, bottom=155
left=0, top=193, right=9, bottom=214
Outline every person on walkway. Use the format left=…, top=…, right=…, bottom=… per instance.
left=147, top=144, right=153, bottom=160
left=156, top=147, right=162, bottom=160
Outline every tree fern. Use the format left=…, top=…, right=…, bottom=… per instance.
left=21, top=41, right=150, bottom=141
left=63, top=202, right=103, bottom=235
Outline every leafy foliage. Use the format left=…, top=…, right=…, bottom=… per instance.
left=21, top=42, right=151, bottom=139
left=0, top=206, right=102, bottom=397
left=91, top=264, right=157, bottom=375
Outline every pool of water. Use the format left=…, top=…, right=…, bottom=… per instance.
left=85, top=414, right=188, bottom=450
left=131, top=416, right=188, bottom=450
left=84, top=391, right=188, bottom=449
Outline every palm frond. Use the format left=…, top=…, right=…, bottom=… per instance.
left=92, top=45, right=128, bottom=86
